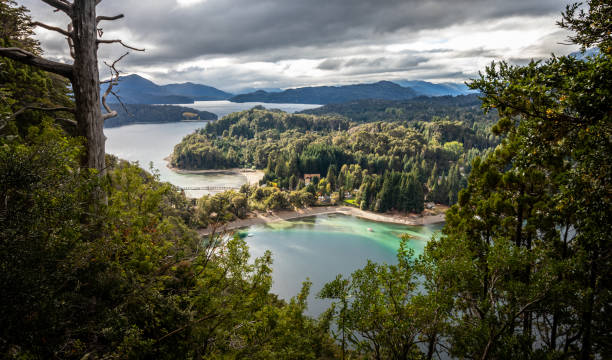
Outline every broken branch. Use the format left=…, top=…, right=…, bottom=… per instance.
left=97, top=14, right=124, bottom=23
left=67, top=23, right=75, bottom=59
left=101, top=52, right=130, bottom=121
left=31, top=21, right=73, bottom=37
left=97, top=39, right=145, bottom=52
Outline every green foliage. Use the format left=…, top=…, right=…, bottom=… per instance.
left=173, top=106, right=497, bottom=211
left=558, top=0, right=611, bottom=54
left=320, top=3, right=611, bottom=359
left=0, top=0, right=73, bottom=139
left=1, top=123, right=336, bottom=358
left=419, top=3, right=611, bottom=358
left=319, top=238, right=442, bottom=360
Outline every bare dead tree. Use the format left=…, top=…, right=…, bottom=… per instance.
left=0, top=0, right=144, bottom=173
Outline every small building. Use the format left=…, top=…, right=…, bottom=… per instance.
left=303, top=173, right=321, bottom=185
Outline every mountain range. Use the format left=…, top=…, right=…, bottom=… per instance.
left=103, top=74, right=233, bottom=104
left=392, top=80, right=476, bottom=97
left=104, top=74, right=476, bottom=105
left=229, top=81, right=420, bottom=104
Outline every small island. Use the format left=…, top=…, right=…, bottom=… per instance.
left=104, top=104, right=217, bottom=128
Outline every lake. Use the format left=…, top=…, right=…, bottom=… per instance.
left=241, top=213, right=443, bottom=316
left=104, top=101, right=320, bottom=197
left=105, top=100, right=444, bottom=317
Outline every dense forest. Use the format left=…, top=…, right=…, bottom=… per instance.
left=103, top=104, right=217, bottom=128
left=301, top=94, right=493, bottom=125
left=172, top=105, right=498, bottom=212
left=1, top=0, right=610, bottom=359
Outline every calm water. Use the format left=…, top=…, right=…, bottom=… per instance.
left=241, top=213, right=443, bottom=316
left=104, top=101, right=320, bottom=197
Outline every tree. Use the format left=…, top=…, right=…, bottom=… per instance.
left=0, top=0, right=143, bottom=172
left=422, top=2, right=611, bottom=358
left=320, top=238, right=439, bottom=360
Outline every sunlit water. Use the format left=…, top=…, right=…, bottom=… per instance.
left=240, top=213, right=443, bottom=316
left=104, top=101, right=320, bottom=197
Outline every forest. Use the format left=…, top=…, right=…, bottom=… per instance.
left=172, top=106, right=497, bottom=212
left=103, top=104, right=217, bottom=128
left=1, top=0, right=610, bottom=359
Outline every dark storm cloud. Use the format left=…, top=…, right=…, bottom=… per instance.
left=18, top=0, right=575, bottom=90
left=22, top=0, right=565, bottom=64
left=317, top=58, right=344, bottom=70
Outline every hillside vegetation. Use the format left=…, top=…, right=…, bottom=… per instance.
left=103, top=104, right=217, bottom=128
left=172, top=106, right=498, bottom=212
left=229, top=80, right=418, bottom=104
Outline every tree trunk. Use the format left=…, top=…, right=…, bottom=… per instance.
left=71, top=0, right=105, bottom=172
left=580, top=260, right=596, bottom=360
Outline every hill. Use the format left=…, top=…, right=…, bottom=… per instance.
left=103, top=104, right=217, bottom=128
left=393, top=80, right=476, bottom=96
left=300, top=94, right=493, bottom=124
left=102, top=74, right=233, bottom=104
left=228, top=81, right=418, bottom=104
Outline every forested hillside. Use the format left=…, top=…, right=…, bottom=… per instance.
left=301, top=94, right=498, bottom=140
left=103, top=104, right=217, bottom=128
left=229, top=80, right=418, bottom=104
left=172, top=106, right=498, bottom=212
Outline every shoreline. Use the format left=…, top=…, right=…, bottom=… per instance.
left=198, top=205, right=447, bottom=236
left=164, top=158, right=265, bottom=185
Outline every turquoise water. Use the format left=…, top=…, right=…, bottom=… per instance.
left=241, top=213, right=443, bottom=316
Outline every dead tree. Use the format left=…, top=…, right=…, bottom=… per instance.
left=0, top=0, right=143, bottom=173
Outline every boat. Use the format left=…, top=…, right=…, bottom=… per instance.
left=367, top=227, right=373, bottom=232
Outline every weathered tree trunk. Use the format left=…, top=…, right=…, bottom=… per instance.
left=71, top=0, right=105, bottom=172
left=0, top=0, right=139, bottom=174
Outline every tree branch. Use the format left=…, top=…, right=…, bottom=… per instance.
left=101, top=52, right=129, bottom=121
left=97, top=39, right=145, bottom=52
left=96, top=14, right=124, bottom=23
left=40, top=0, right=73, bottom=16
left=31, top=21, right=73, bottom=37
left=9, top=104, right=75, bottom=120
left=66, top=23, right=75, bottom=59
left=0, top=47, right=73, bottom=79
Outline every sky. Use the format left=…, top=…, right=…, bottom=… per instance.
left=20, top=0, right=578, bottom=93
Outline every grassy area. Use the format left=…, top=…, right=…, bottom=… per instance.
left=343, top=198, right=358, bottom=206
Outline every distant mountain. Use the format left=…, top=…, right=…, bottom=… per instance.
left=392, top=80, right=476, bottom=97
left=236, top=87, right=283, bottom=94
left=229, top=81, right=418, bottom=104
left=103, top=74, right=233, bottom=104
left=104, top=104, right=217, bottom=128
left=160, top=82, right=233, bottom=101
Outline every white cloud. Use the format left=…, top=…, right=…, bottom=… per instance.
left=17, top=0, right=578, bottom=92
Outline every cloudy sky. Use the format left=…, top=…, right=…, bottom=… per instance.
left=20, top=0, right=578, bottom=93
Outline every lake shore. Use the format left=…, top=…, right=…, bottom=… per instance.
left=165, top=159, right=265, bottom=185
left=199, top=205, right=447, bottom=236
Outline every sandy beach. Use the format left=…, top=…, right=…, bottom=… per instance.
left=199, top=205, right=447, bottom=236
left=165, top=159, right=265, bottom=185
